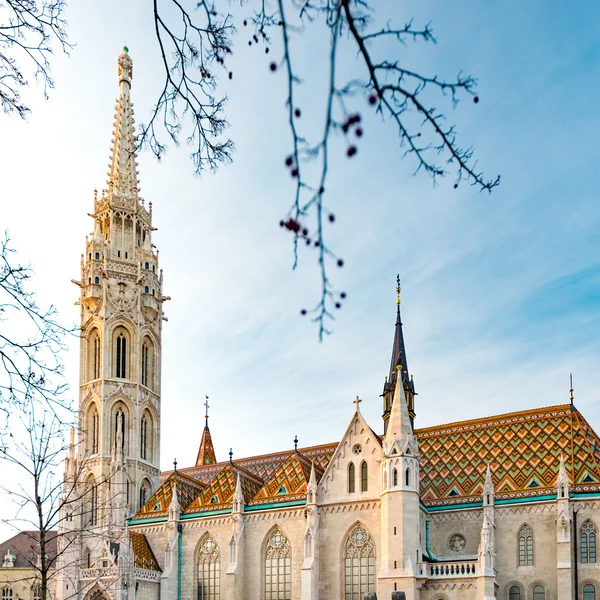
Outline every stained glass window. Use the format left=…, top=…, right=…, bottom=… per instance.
left=581, top=521, right=597, bottom=564
left=584, top=584, right=596, bottom=600
left=518, top=525, right=533, bottom=566
left=344, top=524, right=375, bottom=600
left=264, top=528, right=291, bottom=600
left=198, top=535, right=220, bottom=600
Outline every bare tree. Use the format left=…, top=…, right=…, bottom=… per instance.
left=0, top=408, right=126, bottom=600
left=0, top=0, right=71, bottom=118
left=0, top=233, right=71, bottom=433
left=148, top=0, right=500, bottom=338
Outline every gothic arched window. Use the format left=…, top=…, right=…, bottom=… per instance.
left=86, top=478, right=98, bottom=526
left=508, top=586, right=521, bottom=600
left=33, top=586, right=42, bottom=600
left=581, top=521, right=597, bottom=564
left=344, top=524, right=375, bottom=600
left=392, top=468, right=398, bottom=487
left=348, top=463, right=355, bottom=494
left=197, top=534, right=220, bottom=600
left=518, top=524, right=533, bottom=566
left=264, top=528, right=291, bottom=600
left=140, top=412, right=152, bottom=461
left=2, top=588, right=13, bottom=600
left=91, top=406, right=99, bottom=454
left=87, top=330, right=101, bottom=381
left=141, top=339, right=154, bottom=389
left=584, top=585, right=596, bottom=600
left=139, top=479, right=151, bottom=510
left=405, top=467, right=410, bottom=487
left=115, top=331, right=128, bottom=378
left=533, top=585, right=545, bottom=600
left=361, top=461, right=368, bottom=492
left=83, top=547, right=91, bottom=569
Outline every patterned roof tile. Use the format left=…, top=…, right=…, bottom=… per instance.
left=129, top=531, right=161, bottom=571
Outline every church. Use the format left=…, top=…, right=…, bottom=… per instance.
left=53, top=49, right=600, bottom=600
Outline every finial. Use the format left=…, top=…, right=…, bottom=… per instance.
left=294, top=435, right=298, bottom=451
left=123, top=45, right=129, bottom=53
left=396, top=274, right=401, bottom=306
left=229, top=448, right=233, bottom=463
left=353, top=396, right=362, bottom=411
left=204, top=395, right=210, bottom=426
left=569, top=373, right=574, bottom=404
left=173, top=458, right=177, bottom=472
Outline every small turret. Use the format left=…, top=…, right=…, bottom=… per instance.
left=556, top=454, right=570, bottom=499
left=483, top=464, right=494, bottom=507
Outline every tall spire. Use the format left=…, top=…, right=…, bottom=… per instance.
left=383, top=275, right=415, bottom=432
left=195, top=398, right=217, bottom=466
left=106, top=47, right=140, bottom=204
left=384, top=365, right=416, bottom=456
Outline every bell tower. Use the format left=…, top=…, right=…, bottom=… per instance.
left=74, top=48, right=166, bottom=523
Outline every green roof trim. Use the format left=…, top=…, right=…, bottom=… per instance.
left=245, top=500, right=305, bottom=512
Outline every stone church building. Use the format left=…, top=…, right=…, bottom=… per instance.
left=53, top=50, right=600, bottom=600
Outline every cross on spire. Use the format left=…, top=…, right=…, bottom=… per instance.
left=173, top=458, right=177, bottom=472
left=204, top=395, right=210, bottom=425
left=353, top=396, right=362, bottom=411
left=396, top=274, right=401, bottom=306
left=229, top=448, right=233, bottom=463
left=294, top=435, right=298, bottom=451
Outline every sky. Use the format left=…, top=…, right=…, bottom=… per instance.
left=1, top=0, right=599, bottom=505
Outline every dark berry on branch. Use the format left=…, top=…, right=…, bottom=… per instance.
left=285, top=155, right=293, bottom=166
left=355, top=127, right=363, bottom=137
left=248, top=41, right=252, bottom=46
left=270, top=62, right=277, bottom=72
left=368, top=93, right=378, bottom=105
left=328, top=213, right=335, bottom=223
left=337, top=259, right=344, bottom=267
left=265, top=47, right=270, bottom=54
left=291, top=168, right=299, bottom=178
left=473, top=96, right=479, bottom=103
left=340, top=292, right=347, bottom=299
left=306, top=238, right=311, bottom=245
left=279, top=220, right=285, bottom=227
left=314, top=240, right=320, bottom=247
left=228, top=72, right=233, bottom=80
left=453, top=183, right=458, bottom=189
left=284, top=219, right=300, bottom=233
left=302, top=228, right=308, bottom=236
left=347, top=145, right=357, bottom=157
left=295, top=108, right=301, bottom=118
left=348, top=114, right=361, bottom=124
left=211, top=10, right=217, bottom=15
left=301, top=309, right=307, bottom=315
left=243, top=19, right=247, bottom=26
left=335, top=302, right=341, bottom=309
left=341, top=123, right=349, bottom=133
left=278, top=20, right=283, bottom=26
left=319, top=187, right=325, bottom=194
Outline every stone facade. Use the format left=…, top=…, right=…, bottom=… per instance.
left=53, top=50, right=600, bottom=600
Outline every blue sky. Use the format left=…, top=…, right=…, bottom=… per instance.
left=0, top=0, right=599, bottom=484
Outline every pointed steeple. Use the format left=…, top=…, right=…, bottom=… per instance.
left=106, top=47, right=140, bottom=204
left=196, top=397, right=217, bottom=466
left=232, top=474, right=244, bottom=514
left=383, top=276, right=416, bottom=433
left=168, top=481, right=181, bottom=522
left=556, top=454, right=570, bottom=499
left=307, top=461, right=318, bottom=505
left=483, top=464, right=495, bottom=506
left=384, top=365, right=417, bottom=456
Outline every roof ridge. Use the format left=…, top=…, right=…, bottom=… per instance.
left=415, top=404, right=572, bottom=435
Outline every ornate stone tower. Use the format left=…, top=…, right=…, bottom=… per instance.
left=74, top=47, right=166, bottom=524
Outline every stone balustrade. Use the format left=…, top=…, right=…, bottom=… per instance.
left=417, top=560, right=478, bottom=578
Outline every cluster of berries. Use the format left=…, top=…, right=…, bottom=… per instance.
left=341, top=113, right=363, bottom=158
left=300, top=290, right=347, bottom=315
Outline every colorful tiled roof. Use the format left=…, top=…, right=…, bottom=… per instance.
left=184, top=462, right=264, bottom=514
left=415, top=404, right=600, bottom=508
left=132, top=470, right=206, bottom=520
left=250, top=451, right=324, bottom=507
left=129, top=531, right=160, bottom=571
left=0, top=531, right=58, bottom=568
left=196, top=424, right=217, bottom=466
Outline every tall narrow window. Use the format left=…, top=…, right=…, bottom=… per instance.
left=518, top=524, right=534, bottom=566
left=115, top=406, right=125, bottom=450
left=83, top=548, right=91, bottom=569
left=392, top=469, right=398, bottom=487
left=90, top=481, right=98, bottom=526
left=264, top=528, right=291, bottom=600
left=141, top=414, right=148, bottom=460
left=139, top=479, right=151, bottom=510
left=344, top=524, right=375, bottom=600
left=581, top=521, right=597, bottom=564
left=508, top=587, right=520, bottom=600
left=405, top=467, right=410, bottom=487
left=141, top=343, right=148, bottom=387
left=348, top=463, right=355, bottom=493
left=2, top=588, right=13, bottom=600
left=533, top=585, right=545, bottom=600
left=32, top=590, right=41, bottom=600
left=93, top=334, right=100, bottom=379
left=361, top=461, right=368, bottom=492
left=198, top=535, right=220, bottom=600
left=116, top=333, right=127, bottom=378
left=91, top=407, right=99, bottom=454
left=584, top=585, right=596, bottom=600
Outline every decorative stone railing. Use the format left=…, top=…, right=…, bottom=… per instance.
left=79, top=566, right=118, bottom=580
left=134, top=568, right=161, bottom=582
left=418, top=561, right=478, bottom=578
